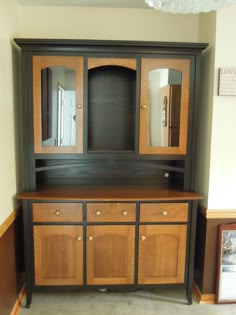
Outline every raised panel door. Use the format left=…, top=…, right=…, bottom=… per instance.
left=87, top=225, right=135, bottom=285
left=34, top=225, right=83, bottom=285
left=138, top=225, right=187, bottom=284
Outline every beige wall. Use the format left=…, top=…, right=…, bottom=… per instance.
left=18, top=6, right=199, bottom=41
left=207, top=6, right=236, bottom=209
left=0, top=0, right=19, bottom=225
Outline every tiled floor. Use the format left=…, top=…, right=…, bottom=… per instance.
left=19, top=289, right=236, bottom=315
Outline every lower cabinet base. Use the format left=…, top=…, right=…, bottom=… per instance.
left=24, top=284, right=194, bottom=308
left=21, top=193, right=200, bottom=308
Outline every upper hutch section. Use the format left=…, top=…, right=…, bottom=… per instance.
left=15, top=39, right=207, bottom=156
left=14, top=39, right=207, bottom=191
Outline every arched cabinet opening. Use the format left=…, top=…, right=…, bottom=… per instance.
left=88, top=64, right=136, bottom=152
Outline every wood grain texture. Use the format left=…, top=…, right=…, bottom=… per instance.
left=32, top=203, right=82, bottom=222
left=34, top=225, right=83, bottom=285
left=17, top=185, right=203, bottom=201
left=88, top=58, right=136, bottom=70
left=10, top=284, right=25, bottom=315
left=139, top=58, right=190, bottom=155
left=140, top=203, right=188, bottom=222
left=0, top=224, right=18, bottom=315
left=33, top=56, right=83, bottom=154
left=87, top=225, right=135, bottom=285
left=138, top=225, right=187, bottom=284
left=87, top=203, right=136, bottom=222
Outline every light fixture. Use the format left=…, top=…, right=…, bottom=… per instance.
left=144, top=0, right=236, bottom=13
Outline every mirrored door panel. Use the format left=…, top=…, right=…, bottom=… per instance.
left=33, top=56, right=83, bottom=153
left=139, top=59, right=190, bottom=155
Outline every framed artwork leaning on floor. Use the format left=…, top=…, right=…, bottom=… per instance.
left=216, top=223, right=236, bottom=304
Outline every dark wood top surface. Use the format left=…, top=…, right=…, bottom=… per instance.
left=17, top=185, right=203, bottom=201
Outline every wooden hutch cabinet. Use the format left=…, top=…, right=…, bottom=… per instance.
left=14, top=38, right=207, bottom=307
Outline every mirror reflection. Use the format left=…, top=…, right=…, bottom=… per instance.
left=41, top=66, right=76, bottom=146
left=148, top=68, right=182, bottom=147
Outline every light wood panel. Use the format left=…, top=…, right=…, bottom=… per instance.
left=33, top=56, right=83, bottom=154
left=139, top=58, right=190, bottom=155
left=138, top=225, right=187, bottom=284
left=34, top=225, right=83, bottom=285
left=140, top=203, right=188, bottom=222
left=87, top=225, right=135, bottom=285
left=88, top=58, right=136, bottom=70
left=17, top=185, right=203, bottom=201
left=32, top=203, right=82, bottom=222
left=87, top=203, right=136, bottom=222
left=10, top=284, right=25, bottom=315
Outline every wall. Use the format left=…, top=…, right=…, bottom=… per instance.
left=195, top=12, right=216, bottom=208
left=196, top=6, right=236, bottom=211
left=207, top=6, right=236, bottom=210
left=18, top=6, right=199, bottom=41
left=0, top=0, right=20, bottom=225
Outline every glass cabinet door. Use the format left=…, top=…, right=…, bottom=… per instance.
left=139, top=58, right=190, bottom=155
left=33, top=56, right=83, bottom=153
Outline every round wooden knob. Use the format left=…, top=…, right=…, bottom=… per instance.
left=55, top=210, right=60, bottom=216
left=77, top=236, right=82, bottom=241
left=141, top=105, right=148, bottom=109
left=162, top=211, right=168, bottom=216
left=141, top=236, right=146, bottom=241
left=88, top=236, right=93, bottom=241
left=77, top=104, right=83, bottom=109
left=122, top=210, right=128, bottom=216
left=96, top=210, right=101, bottom=216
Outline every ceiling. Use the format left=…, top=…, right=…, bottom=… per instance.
left=18, top=0, right=149, bottom=8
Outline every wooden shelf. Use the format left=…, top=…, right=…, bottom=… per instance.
left=17, top=185, right=203, bottom=201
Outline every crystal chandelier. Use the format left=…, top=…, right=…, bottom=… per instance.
left=144, top=0, right=236, bottom=13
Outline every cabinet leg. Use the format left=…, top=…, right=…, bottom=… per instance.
left=25, top=289, right=32, bottom=308
left=186, top=290, right=193, bottom=305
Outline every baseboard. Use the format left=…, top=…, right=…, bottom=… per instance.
left=193, top=282, right=215, bottom=304
left=10, top=284, right=25, bottom=315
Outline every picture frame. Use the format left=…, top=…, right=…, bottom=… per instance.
left=216, top=223, right=236, bottom=304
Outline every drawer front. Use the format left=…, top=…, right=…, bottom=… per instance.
left=140, top=203, right=188, bottom=222
left=33, top=203, right=83, bottom=222
left=87, top=203, right=136, bottom=222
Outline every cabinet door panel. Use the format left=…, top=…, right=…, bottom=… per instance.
left=34, top=225, right=83, bottom=285
left=139, top=58, right=190, bottom=155
left=87, top=225, right=135, bottom=285
left=33, top=56, right=83, bottom=154
left=138, top=225, right=187, bottom=284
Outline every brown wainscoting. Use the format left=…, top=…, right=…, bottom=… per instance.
left=194, top=203, right=236, bottom=301
left=0, top=206, right=25, bottom=315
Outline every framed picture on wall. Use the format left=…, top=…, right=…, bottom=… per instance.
left=216, top=223, right=236, bottom=304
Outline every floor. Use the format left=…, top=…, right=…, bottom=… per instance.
left=18, top=289, right=236, bottom=315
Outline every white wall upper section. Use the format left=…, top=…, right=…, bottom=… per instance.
left=0, top=0, right=19, bottom=224
left=207, top=6, right=236, bottom=209
left=18, top=6, right=199, bottom=42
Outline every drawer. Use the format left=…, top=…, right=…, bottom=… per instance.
left=140, top=203, right=188, bottom=222
left=87, top=203, right=136, bottom=222
left=32, top=203, right=83, bottom=222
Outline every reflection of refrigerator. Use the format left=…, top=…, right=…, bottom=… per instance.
left=160, top=84, right=181, bottom=147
